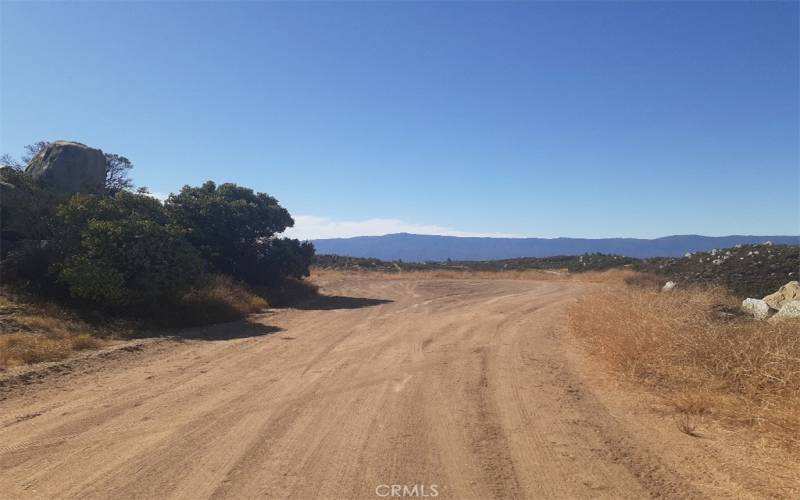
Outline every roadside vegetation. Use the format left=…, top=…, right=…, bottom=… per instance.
left=633, top=243, right=799, bottom=298
left=1, top=141, right=315, bottom=367
left=569, top=272, right=800, bottom=452
left=0, top=292, right=111, bottom=368
left=314, top=252, right=638, bottom=273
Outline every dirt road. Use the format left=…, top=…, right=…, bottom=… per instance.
left=0, top=275, right=763, bottom=498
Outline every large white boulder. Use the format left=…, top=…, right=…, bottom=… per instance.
left=741, top=298, right=770, bottom=320
left=763, top=281, right=800, bottom=311
left=770, top=301, right=800, bottom=321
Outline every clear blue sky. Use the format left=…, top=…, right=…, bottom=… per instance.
left=2, top=1, right=798, bottom=239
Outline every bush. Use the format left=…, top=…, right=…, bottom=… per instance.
left=0, top=167, right=66, bottom=244
left=54, top=192, right=204, bottom=310
left=1, top=168, right=69, bottom=292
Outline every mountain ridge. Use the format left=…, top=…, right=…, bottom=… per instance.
left=311, top=233, right=800, bottom=261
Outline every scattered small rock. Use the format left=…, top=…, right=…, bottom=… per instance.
left=661, top=281, right=677, bottom=292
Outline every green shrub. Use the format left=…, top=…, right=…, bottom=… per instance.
left=2, top=157, right=317, bottom=318
left=0, top=168, right=68, bottom=291
left=54, top=192, right=203, bottom=309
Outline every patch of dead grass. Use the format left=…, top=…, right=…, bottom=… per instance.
left=169, top=275, right=269, bottom=327
left=2, top=274, right=273, bottom=365
left=0, top=292, right=111, bottom=369
left=256, top=278, right=319, bottom=307
left=569, top=280, right=800, bottom=451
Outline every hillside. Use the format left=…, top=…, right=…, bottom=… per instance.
left=316, top=243, right=800, bottom=299
left=311, top=233, right=799, bottom=261
left=635, top=243, right=799, bottom=298
left=314, top=253, right=637, bottom=273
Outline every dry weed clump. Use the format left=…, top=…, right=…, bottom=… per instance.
left=257, top=277, right=320, bottom=307
left=171, top=275, right=269, bottom=327
left=569, top=281, right=800, bottom=450
left=0, top=293, right=108, bottom=369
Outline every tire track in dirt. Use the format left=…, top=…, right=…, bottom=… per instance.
left=0, top=275, right=762, bottom=498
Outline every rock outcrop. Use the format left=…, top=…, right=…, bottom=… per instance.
left=25, top=141, right=106, bottom=194
left=741, top=281, right=800, bottom=321
left=771, top=300, right=800, bottom=321
left=763, top=281, right=800, bottom=311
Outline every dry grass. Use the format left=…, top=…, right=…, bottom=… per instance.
left=170, top=275, right=269, bottom=327
left=257, top=278, right=319, bottom=307
left=569, top=279, right=800, bottom=451
left=311, top=266, right=649, bottom=285
left=0, top=293, right=108, bottom=369
left=311, top=267, right=571, bottom=282
left=2, top=275, right=271, bottom=366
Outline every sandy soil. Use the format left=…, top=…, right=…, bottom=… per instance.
left=0, top=275, right=789, bottom=499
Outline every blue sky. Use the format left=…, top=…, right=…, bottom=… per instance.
left=2, top=1, right=797, bottom=239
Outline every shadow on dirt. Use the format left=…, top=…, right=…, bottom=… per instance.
left=160, top=295, right=392, bottom=340
left=291, top=295, right=393, bottom=310
left=171, top=320, right=283, bottom=341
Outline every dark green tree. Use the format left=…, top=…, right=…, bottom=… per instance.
left=165, top=181, right=313, bottom=285
left=247, top=238, right=315, bottom=284
left=104, top=153, right=135, bottom=193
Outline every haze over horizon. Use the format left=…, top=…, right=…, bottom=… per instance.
left=2, top=2, right=798, bottom=240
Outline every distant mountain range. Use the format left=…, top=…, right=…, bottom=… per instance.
left=311, top=233, right=800, bottom=261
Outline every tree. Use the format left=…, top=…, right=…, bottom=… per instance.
left=245, top=238, right=315, bottom=285
left=22, top=141, right=51, bottom=164
left=104, top=153, right=134, bottom=193
left=0, top=154, right=22, bottom=169
left=165, top=181, right=313, bottom=285
left=0, top=141, right=49, bottom=169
